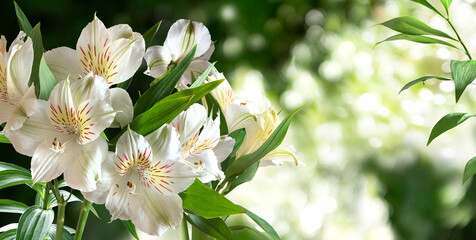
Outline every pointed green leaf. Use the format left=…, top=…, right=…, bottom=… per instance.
left=228, top=225, right=271, bottom=240
left=381, top=16, right=455, bottom=40
left=220, top=128, right=246, bottom=172
left=134, top=45, right=197, bottom=117
left=410, top=0, right=444, bottom=17
left=224, top=162, right=259, bottom=194
left=441, top=0, right=452, bottom=14
left=190, top=62, right=216, bottom=88
left=375, top=34, right=458, bottom=49
left=0, top=162, right=32, bottom=190
left=29, top=23, right=45, bottom=94
left=47, top=224, right=74, bottom=240
left=143, top=21, right=162, bottom=48
left=241, top=206, right=280, bottom=240
left=180, top=179, right=245, bottom=219
left=226, top=105, right=305, bottom=177
left=427, top=113, right=476, bottom=145
left=122, top=220, right=139, bottom=240
left=14, top=1, right=33, bottom=35
left=0, top=199, right=28, bottom=214
left=463, top=157, right=476, bottom=184
left=0, top=132, right=11, bottom=144
left=38, top=54, right=57, bottom=100
left=16, top=206, right=54, bottom=240
left=0, top=229, right=16, bottom=240
left=399, top=76, right=451, bottom=94
left=451, top=60, right=476, bottom=102
left=185, top=214, right=233, bottom=240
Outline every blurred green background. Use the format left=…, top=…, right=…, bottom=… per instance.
left=3, top=0, right=476, bottom=239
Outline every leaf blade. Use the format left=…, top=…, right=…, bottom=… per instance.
left=143, top=21, right=162, bottom=48
left=399, top=75, right=451, bottom=94
left=185, top=214, right=233, bottom=240
left=375, top=34, right=459, bottom=49
left=16, top=206, right=54, bottom=240
left=381, top=16, right=455, bottom=40
left=450, top=60, right=476, bottom=102
left=241, top=206, right=280, bottom=240
left=427, top=112, right=476, bottom=145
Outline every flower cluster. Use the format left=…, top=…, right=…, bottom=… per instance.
left=1, top=15, right=299, bottom=236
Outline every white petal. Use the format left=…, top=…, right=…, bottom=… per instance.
left=45, top=47, right=82, bottom=81
left=209, top=77, right=234, bottom=110
left=184, top=150, right=223, bottom=183
left=5, top=100, right=59, bottom=156
left=144, top=46, right=172, bottom=78
left=164, top=19, right=212, bottom=61
left=76, top=15, right=110, bottom=66
left=145, top=124, right=181, bottom=162
left=190, top=115, right=220, bottom=156
left=213, top=136, right=235, bottom=164
left=259, top=144, right=301, bottom=167
left=115, top=128, right=153, bottom=174
left=107, top=24, right=133, bottom=41
left=0, top=102, right=13, bottom=124
left=63, top=138, right=108, bottom=192
left=69, top=73, right=110, bottom=105
left=30, top=139, right=69, bottom=183
left=171, top=103, right=206, bottom=144
left=6, top=85, right=37, bottom=130
left=82, top=152, right=116, bottom=204
left=106, top=175, right=133, bottom=220
left=130, top=190, right=183, bottom=235
left=109, top=88, right=133, bottom=128
left=113, top=32, right=145, bottom=84
left=6, top=37, right=32, bottom=98
left=223, top=102, right=257, bottom=133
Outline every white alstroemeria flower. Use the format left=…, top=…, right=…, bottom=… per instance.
left=171, top=104, right=234, bottom=183
left=0, top=32, right=37, bottom=130
left=5, top=73, right=116, bottom=191
left=45, top=15, right=143, bottom=127
left=144, top=19, right=214, bottom=89
left=83, top=126, right=196, bottom=236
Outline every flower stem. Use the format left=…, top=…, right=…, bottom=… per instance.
left=42, top=183, right=50, bottom=210
left=74, top=199, right=92, bottom=240
left=181, top=217, right=189, bottom=240
left=446, top=18, right=472, bottom=60
left=56, top=199, right=66, bottom=240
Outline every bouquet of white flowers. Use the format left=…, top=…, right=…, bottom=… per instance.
left=0, top=2, right=303, bottom=240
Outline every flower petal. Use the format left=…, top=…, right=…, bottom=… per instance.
left=63, top=137, right=108, bottom=192
left=110, top=32, right=145, bottom=84
left=176, top=60, right=211, bottom=90
left=164, top=19, right=212, bottom=61
left=213, top=136, right=235, bottom=164
left=143, top=157, right=196, bottom=195
left=45, top=47, right=82, bottom=81
left=30, top=139, right=69, bottom=183
left=6, top=85, right=37, bottom=130
left=190, top=115, right=220, bottom=156
left=259, top=144, right=301, bottom=167
left=7, top=36, right=33, bottom=98
left=115, top=128, right=153, bottom=174
left=145, top=124, right=181, bottom=162
left=69, top=73, right=110, bottom=105
left=82, top=152, right=116, bottom=204
left=183, top=150, right=223, bottom=183
left=144, top=45, right=172, bottom=78
left=106, top=174, right=133, bottom=220
left=109, top=88, right=133, bottom=128
left=171, top=103, right=206, bottom=144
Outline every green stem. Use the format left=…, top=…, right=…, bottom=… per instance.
left=446, top=18, right=472, bottom=60
left=56, top=197, right=66, bottom=240
left=42, top=183, right=50, bottom=210
left=181, top=217, right=190, bottom=240
left=74, top=200, right=92, bottom=240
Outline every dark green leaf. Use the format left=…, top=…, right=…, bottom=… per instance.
left=0, top=132, right=11, bottom=144
left=16, top=206, right=54, bottom=240
left=228, top=225, right=271, bottom=240
left=224, top=162, right=259, bottom=194
left=134, top=45, right=196, bottom=117
left=226, top=105, right=304, bottom=177
left=38, top=54, right=57, bottom=100
left=47, top=224, right=74, bottom=240
left=463, top=156, right=476, bottom=184
left=185, top=214, right=233, bottom=240
left=410, top=0, right=444, bottom=17
left=0, top=162, right=32, bottom=190
left=381, top=16, right=455, bottom=40
left=451, top=60, right=476, bottom=102
left=427, top=113, right=476, bottom=145
left=180, top=179, right=245, bottom=219
left=0, top=199, right=28, bottom=214
left=143, top=21, right=162, bottom=48
left=241, top=206, right=280, bottom=240
left=14, top=1, right=33, bottom=35
left=29, top=23, right=45, bottom=95
left=375, top=34, right=458, bottom=49
left=221, top=129, right=246, bottom=172
left=190, top=62, right=216, bottom=88
left=441, top=0, right=452, bottom=14
left=399, top=76, right=451, bottom=94
left=122, top=220, right=139, bottom=240
left=117, top=78, right=133, bottom=90
left=0, top=229, right=16, bottom=240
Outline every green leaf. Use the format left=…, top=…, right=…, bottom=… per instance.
left=38, top=54, right=58, bottom=100
left=0, top=132, right=11, bottom=144
left=122, top=220, right=139, bottom=240
left=185, top=214, right=234, bottom=240
left=224, top=162, right=259, bottom=194
left=0, top=199, right=28, bottom=214
left=427, top=113, right=476, bottom=145
left=134, top=45, right=197, bottom=117
left=451, top=60, right=476, bottom=102
left=241, top=206, right=280, bottom=240
left=441, top=0, right=452, bottom=14
left=130, top=80, right=223, bottom=137
left=29, top=23, right=45, bottom=95
left=35, top=191, right=80, bottom=210
left=399, top=76, right=451, bottom=94
left=143, top=21, right=162, bottom=48
left=226, top=105, right=304, bottom=178
left=228, top=225, right=271, bottom=240
left=381, top=16, right=455, bottom=40
left=375, top=34, right=458, bottom=49
left=0, top=162, right=32, bottom=190
left=0, top=229, right=16, bottom=240
left=180, top=179, right=245, bottom=219
left=16, top=206, right=54, bottom=240
left=47, top=224, right=74, bottom=240
left=463, top=157, right=476, bottom=184
left=221, top=129, right=246, bottom=172
left=14, top=1, right=33, bottom=35
left=410, top=0, right=444, bottom=17
left=190, top=62, right=216, bottom=88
